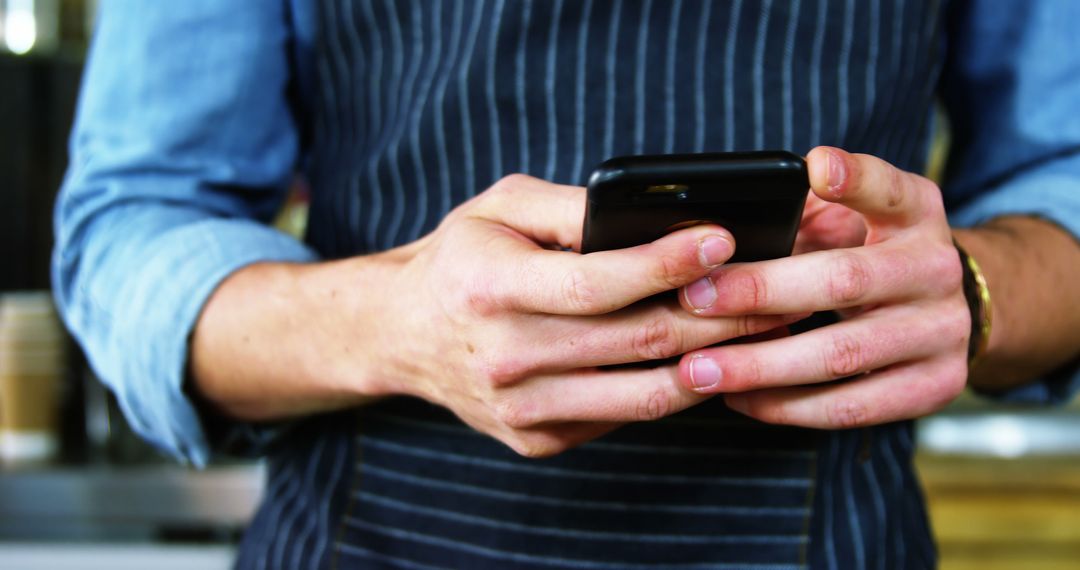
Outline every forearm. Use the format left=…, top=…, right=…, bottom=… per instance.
left=954, top=216, right=1080, bottom=392
left=185, top=174, right=765, bottom=459
left=189, top=253, right=407, bottom=421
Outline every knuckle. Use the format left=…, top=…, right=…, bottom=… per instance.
left=476, top=177, right=515, bottom=210
left=827, top=253, right=872, bottom=305
left=827, top=398, right=872, bottom=429
left=461, top=274, right=502, bottom=316
left=510, top=436, right=564, bottom=459
left=739, top=355, right=765, bottom=391
left=946, top=304, right=972, bottom=350
left=935, top=245, right=965, bottom=295
left=489, top=173, right=532, bottom=198
left=479, top=174, right=538, bottom=213
left=492, top=397, right=537, bottom=429
left=483, top=355, right=532, bottom=388
left=885, top=165, right=905, bottom=209
left=635, top=387, right=675, bottom=422
left=734, top=315, right=757, bottom=339
left=949, top=363, right=970, bottom=395
left=560, top=268, right=602, bottom=313
left=495, top=173, right=533, bottom=189
left=440, top=204, right=466, bottom=226
left=935, top=360, right=970, bottom=405
left=723, top=350, right=763, bottom=391
left=744, top=397, right=791, bottom=425
left=913, top=174, right=939, bottom=196
left=514, top=444, right=553, bottom=459
left=654, top=254, right=688, bottom=291
left=824, top=332, right=867, bottom=378
left=728, top=269, right=770, bottom=312
left=915, top=177, right=947, bottom=218
left=632, top=316, right=682, bottom=360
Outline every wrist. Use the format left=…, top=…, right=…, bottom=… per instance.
left=953, top=217, right=1080, bottom=392
left=952, top=239, right=993, bottom=368
left=952, top=225, right=1012, bottom=390
left=298, top=255, right=406, bottom=401
left=190, top=254, right=404, bottom=421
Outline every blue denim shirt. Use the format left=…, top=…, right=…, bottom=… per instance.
left=54, top=0, right=1080, bottom=467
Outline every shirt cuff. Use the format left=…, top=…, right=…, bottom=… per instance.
left=92, top=218, right=315, bottom=467
left=948, top=153, right=1080, bottom=243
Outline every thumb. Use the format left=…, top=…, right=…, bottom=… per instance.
left=469, top=174, right=587, bottom=251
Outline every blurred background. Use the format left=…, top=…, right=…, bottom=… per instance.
left=0, top=1, right=1077, bottom=569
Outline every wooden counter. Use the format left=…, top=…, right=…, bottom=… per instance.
left=916, top=453, right=1080, bottom=570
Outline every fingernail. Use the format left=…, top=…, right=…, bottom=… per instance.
left=685, top=276, right=717, bottom=311
left=689, top=355, right=722, bottom=391
left=698, top=235, right=733, bottom=268
left=826, top=150, right=846, bottom=194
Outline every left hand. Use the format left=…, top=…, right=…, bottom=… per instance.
left=676, top=147, right=970, bottom=429
left=793, top=186, right=866, bottom=254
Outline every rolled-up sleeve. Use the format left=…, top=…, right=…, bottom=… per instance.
left=53, top=1, right=316, bottom=465
left=941, top=0, right=1080, bottom=402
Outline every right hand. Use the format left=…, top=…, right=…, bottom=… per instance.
left=367, top=174, right=806, bottom=457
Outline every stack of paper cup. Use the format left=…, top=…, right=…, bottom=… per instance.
left=0, top=291, right=67, bottom=465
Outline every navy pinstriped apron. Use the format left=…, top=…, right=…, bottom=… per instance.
left=237, top=1, right=945, bottom=568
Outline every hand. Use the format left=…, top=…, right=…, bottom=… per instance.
left=373, top=175, right=803, bottom=456
left=675, top=147, right=970, bottom=429
left=793, top=191, right=866, bottom=254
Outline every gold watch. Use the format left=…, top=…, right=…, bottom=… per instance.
left=954, top=240, right=993, bottom=368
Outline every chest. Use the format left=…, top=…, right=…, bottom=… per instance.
left=297, top=0, right=947, bottom=255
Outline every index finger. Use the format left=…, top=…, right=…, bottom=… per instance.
left=468, top=174, right=588, bottom=250
left=679, top=241, right=957, bottom=316
left=498, top=223, right=736, bottom=315
left=509, top=365, right=711, bottom=425
left=469, top=173, right=736, bottom=316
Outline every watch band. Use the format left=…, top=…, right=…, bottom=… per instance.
left=954, top=240, right=993, bottom=368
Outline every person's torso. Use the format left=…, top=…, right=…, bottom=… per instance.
left=239, top=1, right=946, bottom=568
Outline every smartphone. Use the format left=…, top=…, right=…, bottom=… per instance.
left=581, top=151, right=808, bottom=261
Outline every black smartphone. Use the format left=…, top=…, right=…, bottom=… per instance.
left=581, top=151, right=808, bottom=261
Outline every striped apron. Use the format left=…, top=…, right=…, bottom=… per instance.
left=237, top=0, right=946, bottom=568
